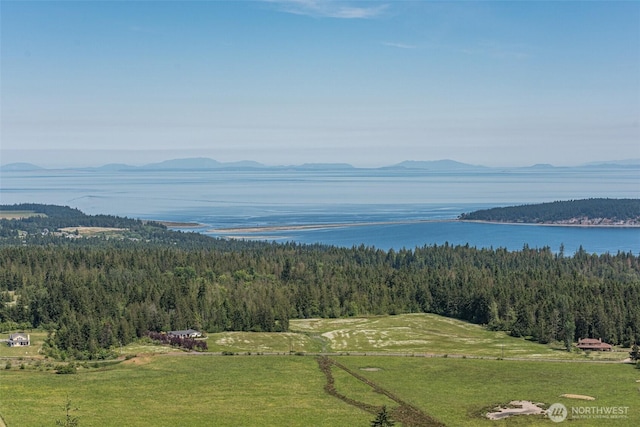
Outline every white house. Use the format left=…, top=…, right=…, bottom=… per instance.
left=8, top=333, right=30, bottom=347
left=167, top=329, right=202, bottom=338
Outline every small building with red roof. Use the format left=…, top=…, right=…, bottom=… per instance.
left=576, top=338, right=612, bottom=351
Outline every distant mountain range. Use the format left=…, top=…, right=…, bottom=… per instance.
left=388, top=159, right=489, bottom=171
left=1, top=162, right=45, bottom=172
left=2, top=158, right=639, bottom=172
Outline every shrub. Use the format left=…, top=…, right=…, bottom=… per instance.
left=56, top=364, right=77, bottom=374
left=146, top=331, right=208, bottom=352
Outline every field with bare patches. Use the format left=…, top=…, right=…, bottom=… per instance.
left=207, top=331, right=324, bottom=353
left=289, top=314, right=629, bottom=361
left=0, top=211, right=44, bottom=219
left=58, top=226, right=127, bottom=236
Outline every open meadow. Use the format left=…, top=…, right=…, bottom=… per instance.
left=1, top=354, right=637, bottom=426
left=1, top=314, right=637, bottom=426
left=212, top=314, right=629, bottom=361
left=0, top=355, right=373, bottom=427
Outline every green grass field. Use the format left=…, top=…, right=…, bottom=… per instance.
left=1, top=314, right=636, bottom=426
left=206, top=331, right=325, bottom=353
left=1, top=354, right=637, bottom=426
left=339, top=356, right=640, bottom=426
left=0, top=356, right=372, bottom=427
left=0, top=331, right=47, bottom=358
left=184, top=313, right=629, bottom=359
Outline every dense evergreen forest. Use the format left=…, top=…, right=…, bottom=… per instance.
left=459, top=198, right=640, bottom=224
left=1, top=204, right=639, bottom=359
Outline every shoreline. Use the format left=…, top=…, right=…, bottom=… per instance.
left=208, top=219, right=445, bottom=234
left=206, top=218, right=640, bottom=237
left=458, top=220, right=640, bottom=228
left=209, top=219, right=640, bottom=234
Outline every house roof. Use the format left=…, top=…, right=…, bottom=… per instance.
left=168, top=329, right=200, bottom=336
left=9, top=333, right=29, bottom=340
left=577, top=338, right=612, bottom=349
left=578, top=338, right=603, bottom=344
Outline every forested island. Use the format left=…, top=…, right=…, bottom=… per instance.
left=459, top=198, right=640, bottom=225
left=0, top=204, right=638, bottom=360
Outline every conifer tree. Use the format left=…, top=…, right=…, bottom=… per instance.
left=371, top=406, right=395, bottom=427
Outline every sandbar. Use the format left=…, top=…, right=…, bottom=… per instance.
left=156, top=221, right=204, bottom=228
left=209, top=219, right=445, bottom=234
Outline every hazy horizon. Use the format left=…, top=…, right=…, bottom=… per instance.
left=3, top=149, right=640, bottom=170
left=2, top=1, right=639, bottom=168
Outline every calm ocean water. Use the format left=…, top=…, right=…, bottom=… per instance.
left=1, top=167, right=639, bottom=255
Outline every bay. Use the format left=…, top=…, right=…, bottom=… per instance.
left=222, top=221, right=639, bottom=256
left=1, top=167, right=638, bottom=255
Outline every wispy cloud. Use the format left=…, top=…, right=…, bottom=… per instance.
left=266, top=0, right=388, bottom=19
left=382, top=42, right=417, bottom=49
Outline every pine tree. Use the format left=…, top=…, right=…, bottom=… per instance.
left=371, top=406, right=395, bottom=427
left=55, top=396, right=79, bottom=427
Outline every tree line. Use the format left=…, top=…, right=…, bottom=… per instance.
left=0, top=239, right=638, bottom=359
left=1, top=204, right=638, bottom=358
left=458, top=198, right=640, bottom=223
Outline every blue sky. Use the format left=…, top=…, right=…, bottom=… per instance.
left=1, top=0, right=639, bottom=167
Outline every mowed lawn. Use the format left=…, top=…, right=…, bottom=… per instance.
left=0, top=355, right=372, bottom=427
left=0, top=331, right=47, bottom=358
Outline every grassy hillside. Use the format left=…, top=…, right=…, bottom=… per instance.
left=2, top=313, right=629, bottom=360
left=230, top=313, right=626, bottom=361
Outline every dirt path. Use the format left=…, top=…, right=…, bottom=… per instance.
left=318, top=356, right=445, bottom=427
left=0, top=413, right=7, bottom=427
